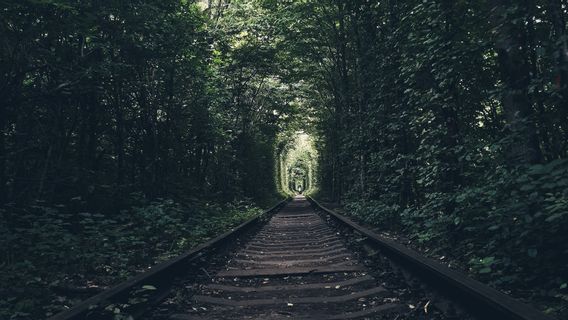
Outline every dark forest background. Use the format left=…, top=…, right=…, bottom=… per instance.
left=1, top=0, right=568, bottom=318
left=1, top=1, right=292, bottom=317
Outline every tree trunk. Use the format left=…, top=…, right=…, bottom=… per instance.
left=139, top=69, right=157, bottom=198
left=548, top=0, right=568, bottom=154
left=442, top=0, right=463, bottom=188
left=526, top=1, right=554, bottom=160
left=114, top=82, right=125, bottom=185
left=0, top=95, right=6, bottom=204
left=491, top=1, right=542, bottom=165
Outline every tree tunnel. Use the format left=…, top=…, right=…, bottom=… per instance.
left=276, top=132, right=318, bottom=195
left=288, top=160, right=308, bottom=193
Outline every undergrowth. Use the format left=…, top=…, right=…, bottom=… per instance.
left=0, top=195, right=264, bottom=319
left=342, top=161, right=568, bottom=318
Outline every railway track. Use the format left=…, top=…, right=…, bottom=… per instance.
left=158, top=197, right=409, bottom=319
left=51, top=196, right=556, bottom=320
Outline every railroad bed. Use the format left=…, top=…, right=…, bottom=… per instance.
left=51, top=196, right=556, bottom=320
left=147, top=197, right=445, bottom=319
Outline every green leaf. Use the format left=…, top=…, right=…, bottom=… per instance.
left=142, top=285, right=157, bottom=290
left=479, top=267, right=492, bottom=274
left=520, top=184, right=535, bottom=192
left=545, top=212, right=565, bottom=223
left=481, top=256, right=495, bottom=265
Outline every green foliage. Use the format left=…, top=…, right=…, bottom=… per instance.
left=277, top=132, right=318, bottom=195
left=0, top=0, right=292, bottom=206
left=344, top=201, right=401, bottom=228
left=3, top=0, right=568, bottom=317
left=269, top=0, right=568, bottom=316
left=0, top=2, right=293, bottom=317
left=0, top=196, right=262, bottom=319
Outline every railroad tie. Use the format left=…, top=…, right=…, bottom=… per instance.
left=175, top=197, right=405, bottom=319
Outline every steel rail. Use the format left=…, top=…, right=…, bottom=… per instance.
left=49, top=199, right=288, bottom=320
left=308, top=197, right=557, bottom=320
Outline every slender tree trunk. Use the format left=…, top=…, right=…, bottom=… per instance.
left=114, top=82, right=125, bottom=185
left=352, top=0, right=375, bottom=199
left=548, top=0, right=568, bottom=155
left=13, top=123, right=27, bottom=204
left=334, top=0, right=349, bottom=202
left=37, top=146, right=53, bottom=199
left=139, top=68, right=157, bottom=198
left=442, top=0, right=463, bottom=188
left=387, top=0, right=415, bottom=208
left=548, top=0, right=568, bottom=99
left=0, top=96, right=6, bottom=204
left=0, top=32, right=12, bottom=204
left=491, top=1, right=542, bottom=165
left=526, top=1, right=554, bottom=160
left=87, top=100, right=99, bottom=172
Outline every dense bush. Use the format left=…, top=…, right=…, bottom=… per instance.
left=343, top=161, right=568, bottom=314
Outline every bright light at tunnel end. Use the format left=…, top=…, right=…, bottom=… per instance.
left=277, top=131, right=319, bottom=196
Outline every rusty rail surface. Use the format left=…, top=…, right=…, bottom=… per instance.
left=307, top=197, right=556, bottom=320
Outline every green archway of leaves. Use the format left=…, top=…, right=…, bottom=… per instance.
left=276, top=131, right=318, bottom=195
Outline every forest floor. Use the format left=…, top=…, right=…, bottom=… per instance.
left=0, top=195, right=280, bottom=319
left=319, top=201, right=568, bottom=319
